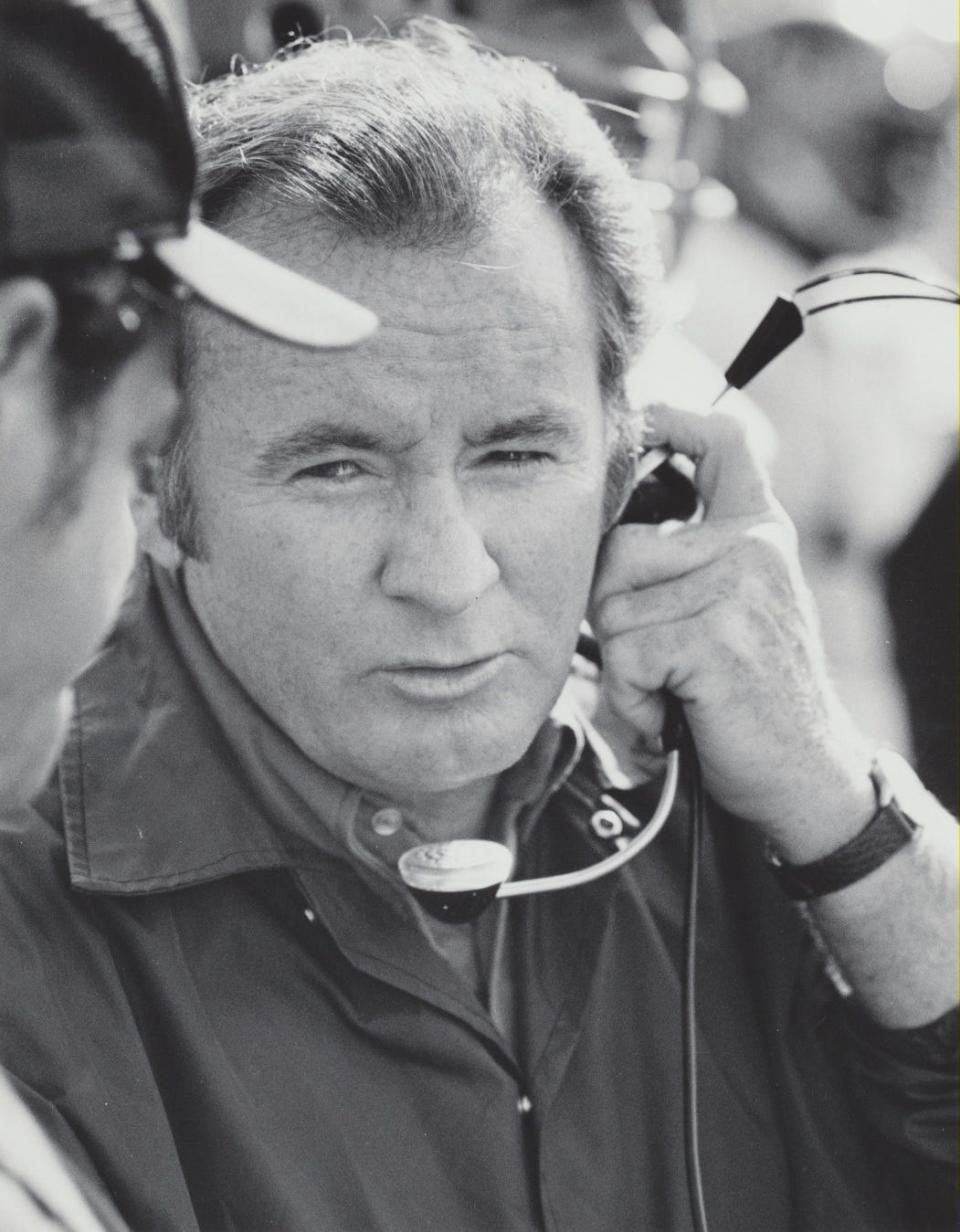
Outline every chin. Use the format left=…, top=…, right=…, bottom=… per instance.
left=373, top=711, right=541, bottom=797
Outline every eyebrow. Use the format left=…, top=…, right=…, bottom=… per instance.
left=251, top=407, right=581, bottom=478
left=465, top=409, right=580, bottom=449
left=253, top=423, right=389, bottom=478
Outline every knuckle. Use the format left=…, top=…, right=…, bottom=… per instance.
left=603, top=629, right=664, bottom=693
left=709, top=599, right=749, bottom=651
left=602, top=632, right=638, bottom=678
left=594, top=588, right=639, bottom=636
left=739, top=522, right=792, bottom=575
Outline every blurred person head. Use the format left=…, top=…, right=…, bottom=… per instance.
left=715, top=19, right=957, bottom=261
left=137, top=19, right=662, bottom=814
left=0, top=0, right=375, bottom=807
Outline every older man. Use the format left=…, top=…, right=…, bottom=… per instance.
left=1, top=20, right=956, bottom=1232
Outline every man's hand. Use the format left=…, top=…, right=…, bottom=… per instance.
left=590, top=401, right=875, bottom=857
left=590, top=402, right=959, bottom=1029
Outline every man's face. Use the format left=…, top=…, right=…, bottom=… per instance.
left=0, top=290, right=179, bottom=807
left=179, top=200, right=613, bottom=808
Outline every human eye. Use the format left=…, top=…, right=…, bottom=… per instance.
left=481, top=449, right=552, bottom=469
left=291, top=459, right=366, bottom=483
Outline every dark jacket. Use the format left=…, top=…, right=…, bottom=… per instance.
left=0, top=569, right=955, bottom=1232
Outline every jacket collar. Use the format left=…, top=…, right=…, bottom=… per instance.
left=60, top=561, right=592, bottom=896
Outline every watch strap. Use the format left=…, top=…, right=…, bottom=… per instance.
left=768, top=758, right=920, bottom=901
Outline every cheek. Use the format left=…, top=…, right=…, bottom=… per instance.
left=493, top=481, right=606, bottom=614
left=74, top=489, right=138, bottom=644
left=192, top=505, right=379, bottom=666
left=29, top=473, right=138, bottom=689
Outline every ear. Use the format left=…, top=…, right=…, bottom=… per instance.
left=0, top=280, right=62, bottom=527
left=130, top=489, right=183, bottom=570
left=0, top=278, right=59, bottom=383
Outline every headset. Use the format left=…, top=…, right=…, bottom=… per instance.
left=398, top=267, right=960, bottom=1232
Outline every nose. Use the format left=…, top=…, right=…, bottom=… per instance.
left=379, top=478, right=500, bottom=615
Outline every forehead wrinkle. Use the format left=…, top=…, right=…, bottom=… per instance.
left=362, top=267, right=591, bottom=359
left=187, top=309, right=572, bottom=393
left=184, top=203, right=605, bottom=455
left=360, top=319, right=581, bottom=374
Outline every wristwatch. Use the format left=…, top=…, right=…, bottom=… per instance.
left=767, top=750, right=923, bottom=901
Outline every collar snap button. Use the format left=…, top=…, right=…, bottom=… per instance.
left=371, top=807, right=403, bottom=837
left=590, top=808, right=623, bottom=839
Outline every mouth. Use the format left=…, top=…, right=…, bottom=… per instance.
left=378, top=653, right=508, bottom=702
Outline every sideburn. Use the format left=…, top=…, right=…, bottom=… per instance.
left=600, top=422, right=637, bottom=532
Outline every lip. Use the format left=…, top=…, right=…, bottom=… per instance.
left=378, top=653, right=508, bottom=702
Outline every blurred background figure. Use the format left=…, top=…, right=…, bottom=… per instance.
left=675, top=10, right=957, bottom=797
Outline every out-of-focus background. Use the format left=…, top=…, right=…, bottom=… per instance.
left=154, top=0, right=959, bottom=806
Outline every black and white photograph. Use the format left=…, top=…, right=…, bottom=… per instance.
left=0, top=1, right=956, bottom=1229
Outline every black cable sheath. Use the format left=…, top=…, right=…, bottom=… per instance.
left=681, top=724, right=709, bottom=1232
left=804, top=293, right=958, bottom=317
left=795, top=266, right=960, bottom=298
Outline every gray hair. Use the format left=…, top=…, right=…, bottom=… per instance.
left=158, top=18, right=662, bottom=555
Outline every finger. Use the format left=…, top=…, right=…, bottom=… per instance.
left=593, top=565, right=721, bottom=642
left=598, top=636, right=668, bottom=746
left=643, top=402, right=776, bottom=521
left=599, top=617, right=706, bottom=718
left=592, top=692, right=669, bottom=770
left=593, top=526, right=796, bottom=637
left=593, top=518, right=743, bottom=609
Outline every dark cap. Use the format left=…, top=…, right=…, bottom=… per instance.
left=0, top=0, right=376, bottom=348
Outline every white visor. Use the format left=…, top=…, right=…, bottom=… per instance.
left=153, top=220, right=377, bottom=349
